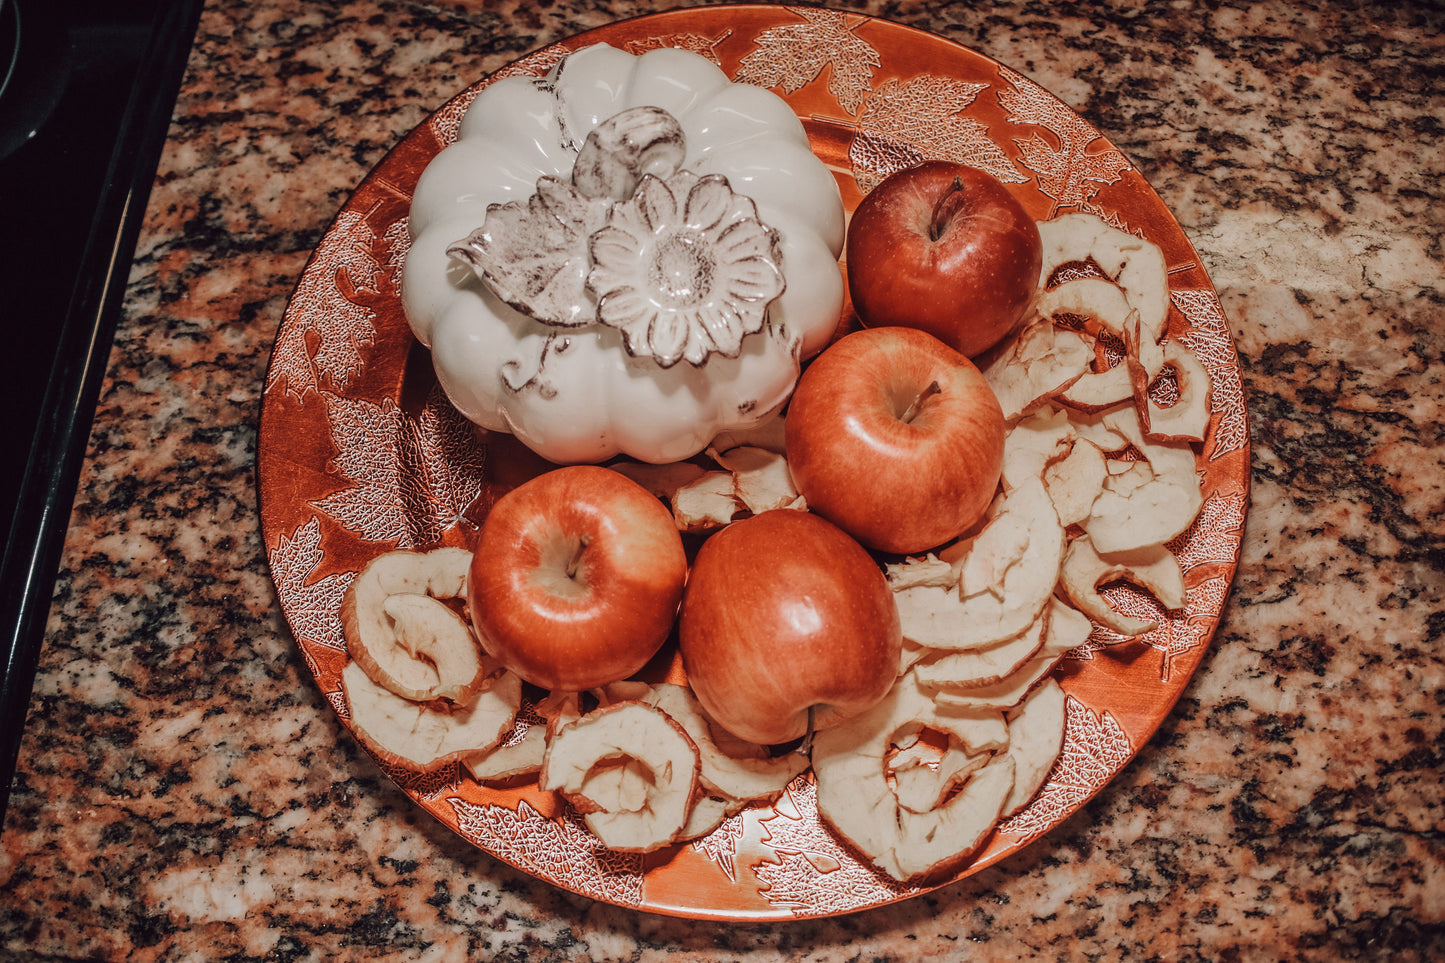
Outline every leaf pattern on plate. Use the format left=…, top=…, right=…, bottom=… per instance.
left=850, top=75, right=1023, bottom=192
left=311, top=387, right=485, bottom=546
left=267, top=516, right=353, bottom=652
left=733, top=7, right=879, bottom=115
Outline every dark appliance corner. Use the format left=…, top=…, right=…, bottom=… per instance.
left=0, top=0, right=206, bottom=827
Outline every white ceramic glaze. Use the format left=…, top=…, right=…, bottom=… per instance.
left=402, top=44, right=846, bottom=465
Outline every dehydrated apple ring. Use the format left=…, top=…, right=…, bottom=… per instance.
left=1059, top=534, right=1186, bottom=636
left=341, top=661, right=522, bottom=772
left=341, top=547, right=484, bottom=704
left=539, top=700, right=701, bottom=853
left=812, top=670, right=1016, bottom=883
left=1037, top=213, right=1170, bottom=351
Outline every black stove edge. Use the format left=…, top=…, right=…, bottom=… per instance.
left=0, top=0, right=206, bottom=828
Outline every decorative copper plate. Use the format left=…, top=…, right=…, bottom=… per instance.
left=258, top=6, right=1250, bottom=921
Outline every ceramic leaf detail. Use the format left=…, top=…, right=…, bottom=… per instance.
left=997, top=695, right=1133, bottom=839
left=753, top=780, right=910, bottom=913
left=267, top=516, right=353, bottom=652
left=267, top=210, right=385, bottom=398
left=626, top=30, right=732, bottom=64
left=733, top=7, right=879, bottom=115
left=997, top=66, right=1132, bottom=213
left=448, top=798, right=644, bottom=906
left=312, top=387, right=485, bottom=546
left=850, top=75, right=1023, bottom=192
left=691, top=812, right=747, bottom=883
left=1173, top=289, right=1249, bottom=460
left=1171, top=490, right=1248, bottom=571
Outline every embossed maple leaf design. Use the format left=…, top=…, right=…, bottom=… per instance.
left=691, top=812, right=747, bottom=882
left=626, top=30, right=732, bottom=64
left=311, top=386, right=486, bottom=547
left=733, top=7, right=880, bottom=115
left=448, top=798, right=645, bottom=905
left=997, top=66, right=1132, bottom=215
left=1171, top=490, right=1249, bottom=571
left=1173, top=289, right=1249, bottom=460
left=850, top=75, right=1024, bottom=192
left=997, top=695, right=1133, bottom=839
left=268, top=516, right=354, bottom=653
left=267, top=210, right=387, bottom=399
left=752, top=779, right=908, bottom=914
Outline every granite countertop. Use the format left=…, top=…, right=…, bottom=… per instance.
left=2, top=0, right=1441, bottom=959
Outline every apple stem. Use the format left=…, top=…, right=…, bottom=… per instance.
left=565, top=535, right=591, bottom=580
left=901, top=380, right=942, bottom=425
left=928, top=177, right=968, bottom=241
left=799, top=704, right=817, bottom=756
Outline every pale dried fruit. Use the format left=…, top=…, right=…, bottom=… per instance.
left=999, top=406, right=1075, bottom=491
left=1140, top=339, right=1211, bottom=443
left=884, top=553, right=957, bottom=591
left=1059, top=535, right=1185, bottom=636
left=1042, top=437, right=1107, bottom=528
left=982, top=318, right=1093, bottom=422
left=890, top=735, right=990, bottom=814
left=912, top=606, right=1048, bottom=691
left=1037, top=213, right=1169, bottom=351
left=605, top=682, right=809, bottom=806
left=932, top=599, right=1090, bottom=712
left=539, top=700, right=701, bottom=853
left=711, top=445, right=800, bottom=515
left=341, top=547, right=484, bottom=704
left=812, top=671, right=1015, bottom=882
left=464, top=690, right=581, bottom=783
left=894, top=480, right=1063, bottom=652
left=342, top=660, right=522, bottom=771
left=672, top=470, right=741, bottom=531
left=1000, top=677, right=1066, bottom=817
left=707, top=410, right=789, bottom=455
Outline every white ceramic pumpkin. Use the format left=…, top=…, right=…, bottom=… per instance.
left=402, top=43, right=846, bottom=465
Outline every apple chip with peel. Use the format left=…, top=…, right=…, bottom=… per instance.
left=890, top=737, right=990, bottom=814
left=1037, top=213, right=1170, bottom=350
left=539, top=700, right=701, bottom=853
left=1000, top=678, right=1067, bottom=817
left=912, top=605, right=1049, bottom=691
left=812, top=671, right=1016, bottom=882
left=599, top=681, right=810, bottom=806
left=710, top=445, right=801, bottom=515
left=1140, top=340, right=1212, bottom=443
left=885, top=553, right=957, bottom=591
left=464, top=690, right=581, bottom=783
left=341, top=547, right=484, bottom=704
left=672, top=470, right=740, bottom=531
left=1043, top=438, right=1107, bottom=527
left=999, top=406, right=1075, bottom=490
left=893, top=479, right=1063, bottom=652
left=341, top=660, right=522, bottom=771
left=1059, top=535, right=1186, bottom=636
left=932, top=600, right=1091, bottom=712
left=982, top=318, right=1093, bottom=422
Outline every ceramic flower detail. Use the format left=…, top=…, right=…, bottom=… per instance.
left=588, top=171, right=785, bottom=367
left=402, top=43, right=847, bottom=465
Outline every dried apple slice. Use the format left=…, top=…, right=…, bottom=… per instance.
left=341, top=660, right=522, bottom=771
left=932, top=599, right=1090, bottom=712
left=1140, top=339, right=1212, bottom=443
left=1037, top=213, right=1170, bottom=350
left=999, top=406, right=1075, bottom=491
left=890, top=729, right=991, bottom=814
left=1059, top=535, right=1186, bottom=636
left=1000, top=677, right=1066, bottom=817
left=982, top=318, right=1093, bottom=422
left=672, top=470, right=740, bottom=531
left=1043, top=437, right=1107, bottom=527
left=711, top=445, right=801, bottom=515
left=707, top=410, right=788, bottom=456
left=600, top=682, right=809, bottom=807
left=812, top=671, right=1016, bottom=882
left=539, top=700, right=700, bottom=853
left=885, top=553, right=957, bottom=591
left=341, top=547, right=483, bottom=704
left=912, top=605, right=1049, bottom=691
left=463, top=690, right=581, bottom=783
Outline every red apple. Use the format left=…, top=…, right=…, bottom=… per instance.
left=784, top=326, right=1005, bottom=555
left=468, top=465, right=687, bottom=691
left=846, top=161, right=1042, bottom=358
left=678, top=510, right=902, bottom=746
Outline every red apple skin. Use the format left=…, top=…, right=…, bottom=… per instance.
left=784, top=326, right=1005, bottom=555
left=846, top=161, right=1042, bottom=358
left=468, top=465, right=687, bottom=691
left=678, top=510, right=902, bottom=746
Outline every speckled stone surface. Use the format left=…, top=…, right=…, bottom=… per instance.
left=2, top=0, right=1442, bottom=959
